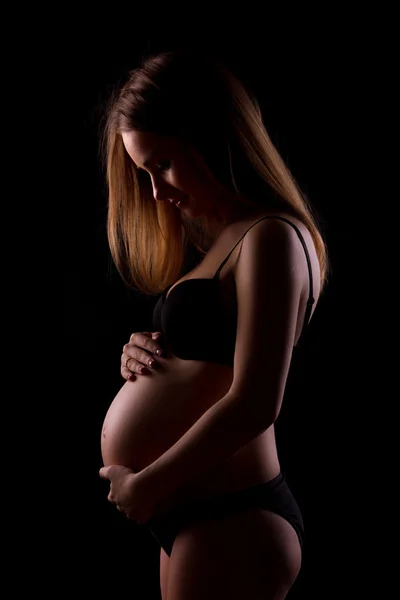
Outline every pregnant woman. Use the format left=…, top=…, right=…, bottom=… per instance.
left=99, top=48, right=329, bottom=600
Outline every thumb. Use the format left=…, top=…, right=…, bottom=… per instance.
left=152, top=331, right=162, bottom=339
left=99, top=466, right=111, bottom=480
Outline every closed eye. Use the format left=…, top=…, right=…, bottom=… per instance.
left=155, top=160, right=170, bottom=173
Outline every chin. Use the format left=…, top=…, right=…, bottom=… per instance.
left=183, top=199, right=206, bottom=218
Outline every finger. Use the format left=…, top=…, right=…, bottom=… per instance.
left=121, top=347, right=146, bottom=372
left=121, top=361, right=137, bottom=381
left=122, top=366, right=137, bottom=381
left=134, top=334, right=163, bottom=357
left=122, top=361, right=149, bottom=380
left=130, top=331, right=151, bottom=343
left=122, top=353, right=138, bottom=372
left=122, top=349, right=156, bottom=374
left=99, top=466, right=113, bottom=480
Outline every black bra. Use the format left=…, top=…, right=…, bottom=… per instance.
left=153, top=216, right=315, bottom=364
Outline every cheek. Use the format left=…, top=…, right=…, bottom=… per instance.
left=183, top=171, right=209, bottom=195
left=175, top=156, right=215, bottom=199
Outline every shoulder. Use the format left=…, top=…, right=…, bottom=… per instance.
left=234, top=213, right=310, bottom=285
left=234, top=213, right=308, bottom=296
left=228, top=211, right=307, bottom=245
left=241, top=213, right=301, bottom=245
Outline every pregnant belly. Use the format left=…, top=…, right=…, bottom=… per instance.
left=101, top=360, right=233, bottom=472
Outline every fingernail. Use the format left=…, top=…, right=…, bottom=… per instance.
left=139, top=367, right=151, bottom=375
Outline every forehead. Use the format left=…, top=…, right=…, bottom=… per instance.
left=121, top=130, right=179, bottom=164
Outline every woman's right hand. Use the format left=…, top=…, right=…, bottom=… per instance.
left=121, top=331, right=165, bottom=381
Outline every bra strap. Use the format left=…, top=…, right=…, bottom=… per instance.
left=214, top=216, right=315, bottom=330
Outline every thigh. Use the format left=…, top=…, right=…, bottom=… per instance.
left=166, top=507, right=302, bottom=600
left=160, top=547, right=170, bottom=600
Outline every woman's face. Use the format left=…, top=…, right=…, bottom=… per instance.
left=121, top=130, right=232, bottom=224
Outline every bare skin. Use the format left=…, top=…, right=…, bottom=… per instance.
left=102, top=131, right=321, bottom=599
left=101, top=209, right=320, bottom=505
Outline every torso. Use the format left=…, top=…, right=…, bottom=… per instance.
left=101, top=210, right=321, bottom=513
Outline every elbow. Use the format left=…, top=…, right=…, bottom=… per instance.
left=230, top=391, right=279, bottom=435
left=230, top=385, right=283, bottom=433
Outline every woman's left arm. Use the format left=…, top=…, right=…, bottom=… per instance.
left=141, top=218, right=304, bottom=504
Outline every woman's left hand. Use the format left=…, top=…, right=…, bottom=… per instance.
left=99, top=465, right=161, bottom=524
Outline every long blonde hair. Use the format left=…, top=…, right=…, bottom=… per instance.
left=101, top=49, right=330, bottom=296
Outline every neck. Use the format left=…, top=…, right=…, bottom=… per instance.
left=208, top=192, right=267, bottom=237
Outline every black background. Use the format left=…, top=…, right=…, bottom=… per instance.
left=61, top=20, right=385, bottom=599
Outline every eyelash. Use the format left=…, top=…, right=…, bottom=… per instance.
left=155, top=160, right=170, bottom=173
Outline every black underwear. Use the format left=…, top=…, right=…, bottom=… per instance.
left=146, top=472, right=305, bottom=557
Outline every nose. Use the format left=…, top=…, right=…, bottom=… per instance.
left=152, top=185, right=180, bottom=206
left=150, top=177, right=170, bottom=202
left=152, top=184, right=164, bottom=202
